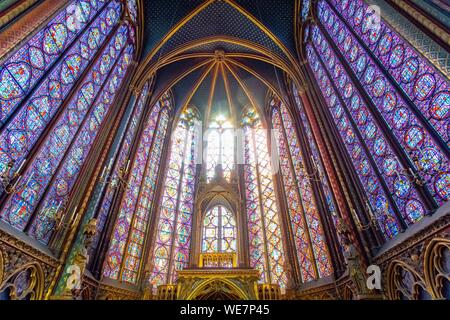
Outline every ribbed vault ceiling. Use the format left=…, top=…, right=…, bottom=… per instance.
left=136, top=0, right=300, bottom=122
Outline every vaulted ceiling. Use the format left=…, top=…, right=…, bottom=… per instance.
left=134, top=0, right=303, bottom=123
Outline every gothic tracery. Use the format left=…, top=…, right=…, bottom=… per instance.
left=0, top=0, right=448, bottom=302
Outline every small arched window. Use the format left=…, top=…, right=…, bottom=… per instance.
left=205, top=117, right=234, bottom=182
left=202, top=205, right=236, bottom=253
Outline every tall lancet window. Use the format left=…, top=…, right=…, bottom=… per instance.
left=91, top=82, right=151, bottom=256
left=292, top=85, right=340, bottom=229
left=103, top=93, right=172, bottom=284
left=206, top=116, right=234, bottom=182
left=149, top=106, right=200, bottom=287
left=0, top=0, right=135, bottom=244
left=304, top=0, right=450, bottom=240
left=242, top=107, right=288, bottom=289
left=202, top=205, right=237, bottom=253
left=0, top=0, right=124, bottom=184
left=0, top=1, right=120, bottom=126
left=271, top=97, right=332, bottom=282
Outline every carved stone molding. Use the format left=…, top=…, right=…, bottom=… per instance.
left=423, top=238, right=450, bottom=299
left=295, top=275, right=356, bottom=300
left=77, top=274, right=100, bottom=300
left=176, top=268, right=260, bottom=300
left=374, top=214, right=450, bottom=300
left=96, top=282, right=141, bottom=300
left=374, top=214, right=450, bottom=265
left=296, top=282, right=338, bottom=300
left=0, top=229, right=59, bottom=299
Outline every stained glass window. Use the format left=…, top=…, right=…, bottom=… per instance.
left=317, top=0, right=449, bottom=206
left=0, top=5, right=135, bottom=244
left=311, top=26, right=428, bottom=227
left=91, top=81, right=150, bottom=255
left=103, top=92, right=172, bottom=284
left=307, top=43, right=401, bottom=239
left=0, top=1, right=122, bottom=178
left=0, top=0, right=112, bottom=124
left=242, top=107, right=288, bottom=289
left=326, top=0, right=449, bottom=147
left=149, top=106, right=200, bottom=287
left=206, top=117, right=234, bottom=182
left=271, top=97, right=333, bottom=281
left=301, top=0, right=311, bottom=21
left=303, top=0, right=450, bottom=240
left=202, top=205, right=236, bottom=253
left=126, top=0, right=138, bottom=23
left=292, top=85, right=340, bottom=229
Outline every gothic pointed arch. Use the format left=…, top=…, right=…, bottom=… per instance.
left=148, top=104, right=201, bottom=287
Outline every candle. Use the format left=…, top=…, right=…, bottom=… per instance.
left=366, top=201, right=375, bottom=219
left=71, top=206, right=79, bottom=224
left=126, top=160, right=131, bottom=173
left=108, top=158, right=113, bottom=170
left=100, top=165, right=107, bottom=179
left=16, top=158, right=26, bottom=174
left=310, top=155, right=316, bottom=168
left=351, top=208, right=361, bottom=226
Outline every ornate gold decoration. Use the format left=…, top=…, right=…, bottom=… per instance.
left=176, top=268, right=260, bottom=300
left=141, top=270, right=155, bottom=300
left=222, top=61, right=264, bottom=125
left=223, top=0, right=300, bottom=70
left=96, top=281, right=141, bottom=300
left=139, top=0, right=215, bottom=64
left=380, top=215, right=449, bottom=300
left=375, top=214, right=449, bottom=265
left=199, top=253, right=237, bottom=268
left=130, top=37, right=299, bottom=127
left=224, top=57, right=291, bottom=109
left=0, top=228, right=58, bottom=298
left=291, top=275, right=347, bottom=300
left=342, top=285, right=355, bottom=300
left=423, top=238, right=450, bottom=300
left=386, top=260, right=429, bottom=300
left=0, top=262, right=44, bottom=300
left=137, top=36, right=289, bottom=78
left=177, top=62, right=216, bottom=123
left=205, top=57, right=221, bottom=124
left=144, top=58, right=214, bottom=115
left=256, top=284, right=281, bottom=300
left=157, top=284, right=178, bottom=300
